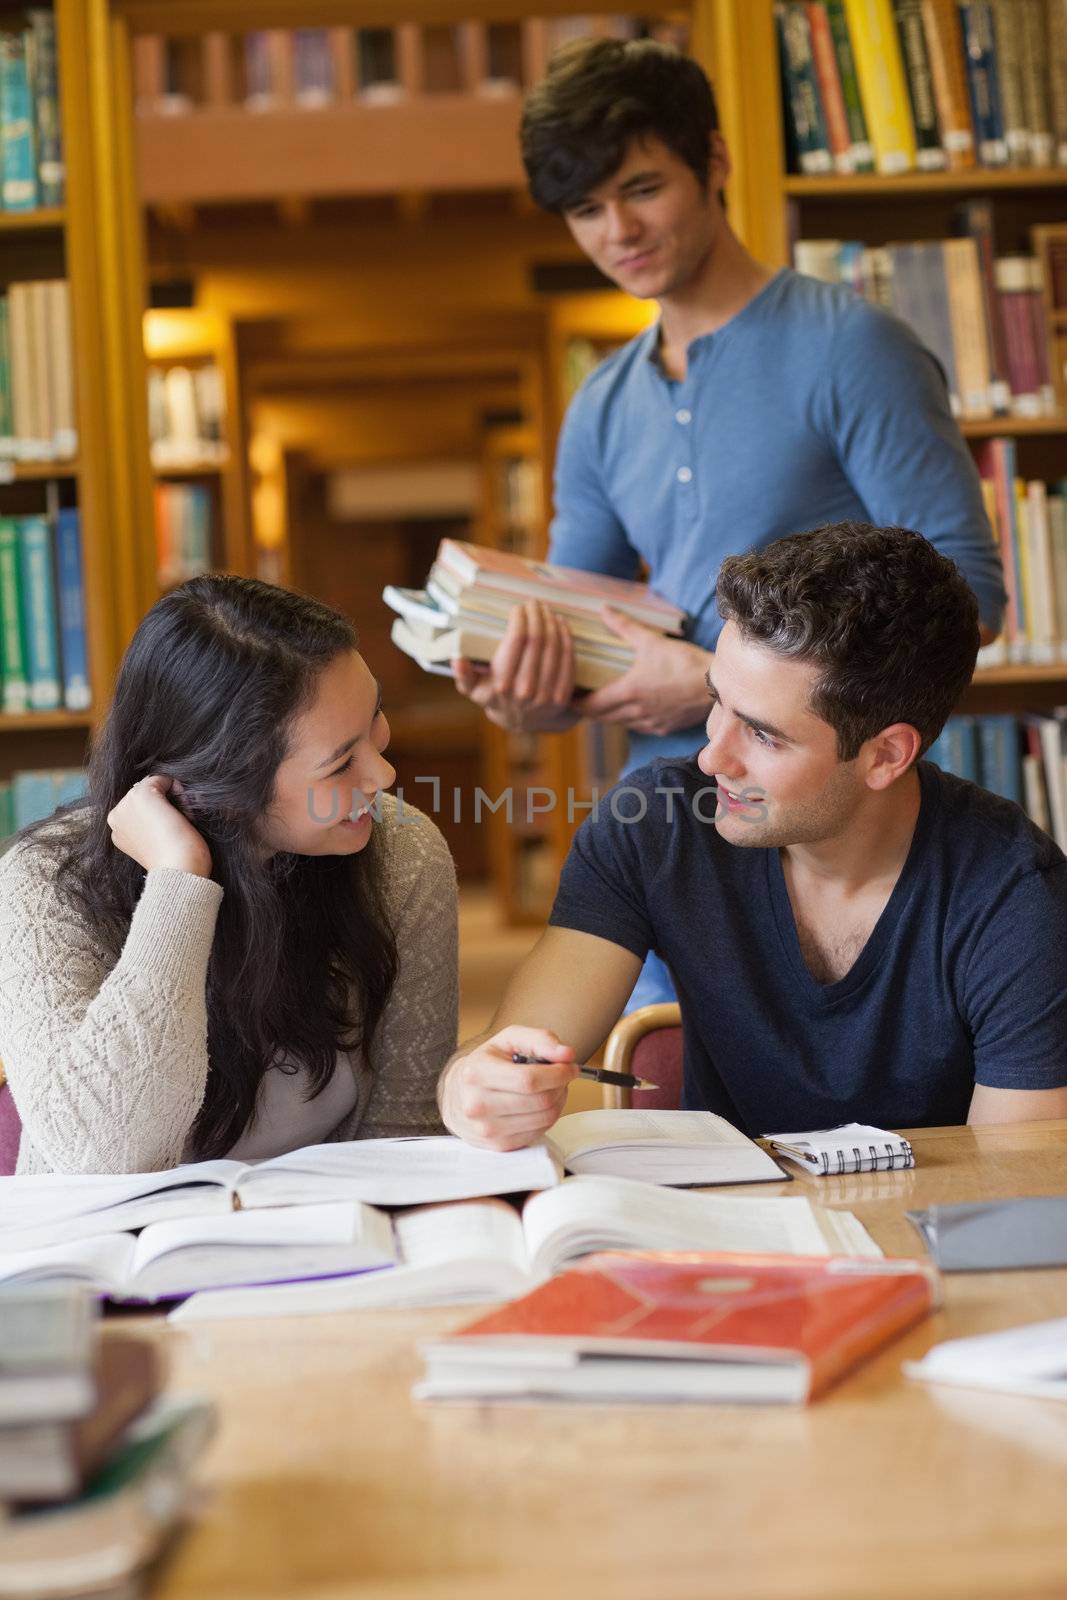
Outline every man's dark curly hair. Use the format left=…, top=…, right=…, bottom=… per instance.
left=716, top=523, right=980, bottom=761
left=521, top=38, right=719, bottom=213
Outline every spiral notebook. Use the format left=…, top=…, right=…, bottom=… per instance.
left=764, top=1124, right=915, bottom=1177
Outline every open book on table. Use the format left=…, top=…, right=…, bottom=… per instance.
left=167, top=1174, right=881, bottom=1321
left=544, top=1109, right=785, bottom=1185
left=0, top=1136, right=561, bottom=1253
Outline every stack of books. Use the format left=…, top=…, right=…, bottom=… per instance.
left=0, top=1286, right=216, bottom=1598
left=385, top=538, right=687, bottom=691
left=0, top=280, right=76, bottom=464
left=0, top=510, right=91, bottom=714
left=0, top=13, right=64, bottom=214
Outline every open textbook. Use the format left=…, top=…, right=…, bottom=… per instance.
left=0, top=1137, right=560, bottom=1252
left=168, top=1175, right=881, bottom=1321
left=545, top=1110, right=785, bottom=1185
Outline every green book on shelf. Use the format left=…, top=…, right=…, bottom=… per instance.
left=0, top=516, right=29, bottom=712
left=26, top=10, right=63, bottom=207
left=17, top=514, right=61, bottom=710
left=0, top=29, right=38, bottom=211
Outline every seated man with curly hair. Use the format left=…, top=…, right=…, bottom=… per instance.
left=440, top=521, right=1067, bottom=1149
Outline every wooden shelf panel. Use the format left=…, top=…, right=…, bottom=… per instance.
left=0, top=459, right=81, bottom=482
left=136, top=99, right=525, bottom=202
left=0, top=711, right=94, bottom=732
left=971, top=664, right=1067, bottom=687
left=119, top=0, right=683, bottom=34
left=0, top=207, right=66, bottom=232
left=785, top=170, right=1067, bottom=199
left=960, top=415, right=1067, bottom=438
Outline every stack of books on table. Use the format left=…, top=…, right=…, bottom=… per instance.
left=384, top=537, right=687, bottom=691
left=0, top=1286, right=216, bottom=1599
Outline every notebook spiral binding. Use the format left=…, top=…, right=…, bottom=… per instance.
left=817, top=1140, right=915, bottom=1176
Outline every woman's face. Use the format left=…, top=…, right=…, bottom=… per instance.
left=260, top=650, right=395, bottom=858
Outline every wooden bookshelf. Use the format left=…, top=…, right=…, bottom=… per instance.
left=0, top=207, right=67, bottom=232
left=784, top=171, right=1067, bottom=199
left=0, top=711, right=95, bottom=732
left=0, top=460, right=81, bottom=482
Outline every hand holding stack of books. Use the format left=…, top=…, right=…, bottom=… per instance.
left=384, top=537, right=687, bottom=691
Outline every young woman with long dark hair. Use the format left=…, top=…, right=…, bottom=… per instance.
left=0, top=575, right=457, bottom=1175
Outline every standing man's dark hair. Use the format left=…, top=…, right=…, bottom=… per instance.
left=717, top=522, right=980, bottom=759
left=521, top=38, right=718, bottom=211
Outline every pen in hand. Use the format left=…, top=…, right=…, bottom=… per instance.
left=511, top=1051, right=658, bottom=1092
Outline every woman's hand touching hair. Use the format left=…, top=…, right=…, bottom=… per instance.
left=106, top=775, right=213, bottom=879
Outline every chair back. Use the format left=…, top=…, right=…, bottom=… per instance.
left=602, top=1002, right=683, bottom=1110
left=0, top=1079, right=21, bottom=1175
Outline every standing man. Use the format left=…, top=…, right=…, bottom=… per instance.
left=455, top=38, right=1006, bottom=1006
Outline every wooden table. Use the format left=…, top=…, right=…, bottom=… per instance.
left=147, top=1121, right=1067, bottom=1600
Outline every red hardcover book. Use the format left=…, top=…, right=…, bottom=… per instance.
left=806, top=2, right=854, bottom=171
left=417, top=1251, right=938, bottom=1404
left=435, top=538, right=686, bottom=633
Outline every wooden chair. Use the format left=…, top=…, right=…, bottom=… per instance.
left=0, top=1065, right=20, bottom=1174
left=602, top=1002, right=683, bottom=1110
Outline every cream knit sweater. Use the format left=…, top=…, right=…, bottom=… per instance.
left=0, top=796, right=458, bottom=1175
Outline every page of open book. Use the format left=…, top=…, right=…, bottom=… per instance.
left=0, top=1230, right=135, bottom=1295
left=520, top=1175, right=881, bottom=1274
left=0, top=1161, right=243, bottom=1250
left=547, top=1110, right=760, bottom=1159
left=233, top=1136, right=561, bottom=1208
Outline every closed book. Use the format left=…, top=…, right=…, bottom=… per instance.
left=942, top=236, right=993, bottom=415
left=989, top=0, right=1031, bottom=162
left=887, top=241, right=961, bottom=412
left=975, top=437, right=1026, bottom=655
left=434, top=538, right=685, bottom=633
left=26, top=9, right=63, bottom=205
left=0, top=514, right=29, bottom=710
left=424, top=570, right=640, bottom=650
left=1018, top=0, right=1052, bottom=165
left=0, top=1287, right=97, bottom=1425
left=0, top=1397, right=216, bottom=1596
left=0, top=30, right=38, bottom=211
left=6, top=282, right=38, bottom=458
left=894, top=0, right=948, bottom=167
left=171, top=1176, right=882, bottom=1324
left=951, top=198, right=1011, bottom=410
left=921, top=0, right=977, bottom=165
left=805, top=4, right=855, bottom=169
left=843, top=0, right=918, bottom=171
left=777, top=3, right=835, bottom=174
left=1023, top=479, right=1058, bottom=660
left=959, top=1, right=1009, bottom=164
left=44, top=279, right=76, bottom=457
left=54, top=507, right=90, bottom=710
left=17, top=513, right=61, bottom=708
left=390, top=616, right=631, bottom=694
left=416, top=1252, right=939, bottom=1404
left=825, top=0, right=877, bottom=166
left=995, top=255, right=1043, bottom=412
left=0, top=1335, right=162, bottom=1503
left=1048, top=489, right=1067, bottom=656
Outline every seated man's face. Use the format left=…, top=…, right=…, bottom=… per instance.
left=697, top=621, right=866, bottom=850
left=561, top=133, right=720, bottom=302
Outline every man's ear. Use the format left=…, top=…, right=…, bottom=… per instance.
left=708, top=130, right=731, bottom=194
left=862, top=724, right=923, bottom=791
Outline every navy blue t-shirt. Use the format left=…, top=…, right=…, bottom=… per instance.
left=549, top=759, right=1067, bottom=1135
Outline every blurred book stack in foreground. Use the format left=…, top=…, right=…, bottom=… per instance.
left=0, top=1287, right=215, bottom=1600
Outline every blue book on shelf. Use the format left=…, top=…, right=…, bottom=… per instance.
left=929, top=716, right=980, bottom=780
left=0, top=31, right=38, bottom=210
left=52, top=767, right=87, bottom=808
left=12, top=769, right=56, bottom=831
left=16, top=514, right=61, bottom=710
left=54, top=508, right=91, bottom=711
left=958, top=3, right=1007, bottom=166
left=977, top=715, right=1022, bottom=806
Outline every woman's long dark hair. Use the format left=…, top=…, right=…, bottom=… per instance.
left=42, top=575, right=398, bottom=1157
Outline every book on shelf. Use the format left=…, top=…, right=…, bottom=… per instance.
left=0, top=1396, right=217, bottom=1599
left=905, top=1314, right=1067, bottom=1398
left=780, top=0, right=1067, bottom=174
left=0, top=1136, right=563, bottom=1252
left=154, top=480, right=213, bottom=588
left=0, top=511, right=91, bottom=714
left=0, top=280, right=77, bottom=463
left=793, top=232, right=1058, bottom=420
left=0, top=12, right=64, bottom=212
left=926, top=713, right=1067, bottom=847
left=0, top=1335, right=163, bottom=1503
left=147, top=360, right=225, bottom=469
left=0, top=768, right=87, bottom=839
left=414, top=1250, right=939, bottom=1405
left=4, top=1174, right=882, bottom=1320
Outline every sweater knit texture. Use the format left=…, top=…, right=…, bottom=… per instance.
left=0, top=795, right=458, bottom=1175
